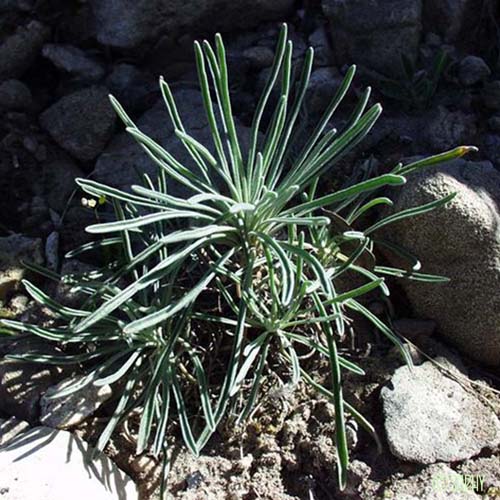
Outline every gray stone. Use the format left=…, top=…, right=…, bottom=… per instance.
left=322, top=0, right=422, bottom=76
left=458, top=55, right=491, bottom=86
left=384, top=463, right=479, bottom=499
left=0, top=80, right=32, bottom=111
left=39, top=87, right=116, bottom=162
left=425, top=106, right=476, bottom=151
left=0, top=427, right=137, bottom=500
left=381, top=362, right=500, bottom=463
left=0, top=21, right=50, bottom=80
left=382, top=159, right=500, bottom=365
left=0, top=417, right=29, bottom=447
left=458, top=456, right=500, bottom=494
left=42, top=44, right=105, bottom=82
left=40, top=376, right=112, bottom=429
left=0, top=234, right=43, bottom=301
left=423, top=0, right=475, bottom=42
left=0, top=0, right=33, bottom=11
left=90, top=0, right=294, bottom=49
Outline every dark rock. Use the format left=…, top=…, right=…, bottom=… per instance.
left=488, top=115, right=500, bottom=133
left=0, top=80, right=32, bottom=111
left=458, top=55, right=491, bottom=86
left=425, top=106, right=476, bottom=151
left=0, top=21, right=50, bottom=81
left=90, top=0, right=294, bottom=49
left=381, top=362, right=500, bottom=463
left=482, top=134, right=500, bottom=167
left=382, top=159, right=500, bottom=366
left=55, top=259, right=95, bottom=308
left=308, top=25, right=333, bottom=67
left=0, top=234, right=43, bottom=302
left=0, top=0, right=34, bottom=11
left=423, top=0, right=475, bottom=42
left=42, top=44, right=105, bottom=82
left=322, top=0, right=422, bottom=76
left=243, top=46, right=275, bottom=69
left=483, top=81, right=500, bottom=111
left=105, top=63, right=157, bottom=113
left=306, top=66, right=343, bottom=116
left=393, top=318, right=436, bottom=341
left=39, top=86, right=116, bottom=162
left=42, top=157, right=83, bottom=213
left=0, top=358, right=63, bottom=422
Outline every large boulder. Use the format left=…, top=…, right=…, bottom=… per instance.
left=382, top=159, right=500, bottom=366
left=39, top=87, right=116, bottom=162
left=321, top=0, right=422, bottom=76
left=381, top=361, right=500, bottom=463
left=90, top=0, right=294, bottom=49
left=0, top=427, right=137, bottom=500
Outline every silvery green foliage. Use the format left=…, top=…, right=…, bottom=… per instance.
left=1, top=24, right=475, bottom=490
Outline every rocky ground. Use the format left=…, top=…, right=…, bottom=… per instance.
left=0, top=0, right=500, bottom=499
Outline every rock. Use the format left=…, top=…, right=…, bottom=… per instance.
left=243, top=46, right=275, bottom=69
left=0, top=0, right=34, bottom=11
left=483, top=134, right=500, bottom=167
left=0, top=234, right=43, bottom=301
left=0, top=358, right=63, bottom=422
left=40, top=375, right=112, bottom=429
left=381, top=361, right=500, bottom=463
left=382, top=159, right=500, bottom=365
left=458, top=55, right=491, bottom=86
left=423, top=0, right=475, bottom=42
left=90, top=0, right=294, bottom=49
left=55, top=259, right=95, bottom=308
left=322, top=0, right=422, bottom=76
left=0, top=427, right=137, bottom=500
left=393, top=318, right=436, bottom=342
left=0, top=80, right=32, bottom=111
left=458, top=456, right=500, bottom=494
left=0, top=21, right=50, bottom=81
left=488, top=115, right=500, bottom=133
left=425, top=106, right=476, bottom=151
left=105, top=63, right=157, bottom=113
left=384, top=463, right=479, bottom=499
left=42, top=44, right=105, bottom=82
left=482, top=80, right=500, bottom=111
left=44, top=231, right=59, bottom=270
left=93, top=88, right=253, bottom=197
left=42, top=157, right=83, bottom=213
left=308, top=25, right=333, bottom=67
left=0, top=417, right=29, bottom=447
left=306, top=66, right=344, bottom=116
left=39, top=87, right=116, bottom=162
